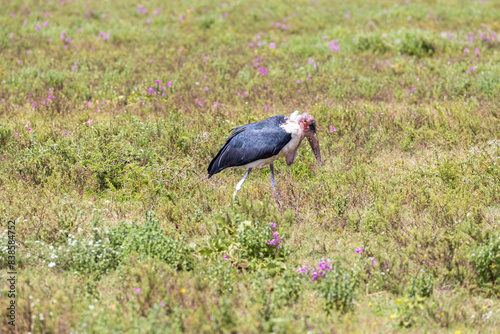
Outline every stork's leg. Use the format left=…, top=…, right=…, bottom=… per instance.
left=270, top=163, right=279, bottom=197
left=233, top=168, right=252, bottom=200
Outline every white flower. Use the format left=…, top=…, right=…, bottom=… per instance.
left=89, top=305, right=95, bottom=310
left=48, top=262, right=56, bottom=268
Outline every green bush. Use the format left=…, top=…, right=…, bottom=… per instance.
left=68, top=229, right=122, bottom=278
left=110, top=214, right=192, bottom=270
left=0, top=123, right=12, bottom=148
left=273, top=270, right=304, bottom=306
left=469, top=233, right=500, bottom=285
left=199, top=210, right=289, bottom=271
left=77, top=138, right=143, bottom=190
left=408, top=269, right=434, bottom=298
left=236, top=220, right=288, bottom=261
left=316, top=264, right=359, bottom=313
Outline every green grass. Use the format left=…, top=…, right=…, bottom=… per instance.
left=1, top=0, right=500, bottom=332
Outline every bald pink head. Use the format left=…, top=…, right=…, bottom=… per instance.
left=298, top=113, right=322, bottom=168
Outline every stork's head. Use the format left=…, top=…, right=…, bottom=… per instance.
left=297, top=113, right=322, bottom=168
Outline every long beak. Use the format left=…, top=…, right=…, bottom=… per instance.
left=305, top=130, right=322, bottom=167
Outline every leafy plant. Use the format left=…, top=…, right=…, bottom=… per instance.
left=273, top=270, right=304, bottom=306
left=316, top=264, right=359, bottom=313
left=469, top=233, right=500, bottom=285
left=408, top=269, right=434, bottom=298
left=110, top=213, right=192, bottom=270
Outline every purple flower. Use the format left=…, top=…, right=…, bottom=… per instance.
left=269, top=42, right=276, bottom=49
left=213, top=101, right=220, bottom=109
left=329, top=125, right=337, bottom=132
left=470, top=66, right=477, bottom=71
left=296, top=80, right=302, bottom=84
left=308, top=58, right=315, bottom=64
left=36, top=24, right=41, bottom=32
left=86, top=119, right=93, bottom=125
left=267, top=231, right=283, bottom=249
left=27, top=50, right=31, bottom=55
left=10, top=13, right=15, bottom=18
left=28, top=128, right=32, bottom=132
left=204, top=87, right=209, bottom=91
left=160, top=301, right=165, bottom=307
left=98, top=31, right=110, bottom=40
left=257, top=67, right=268, bottom=75
left=269, top=222, right=276, bottom=229
left=135, top=288, right=141, bottom=294
left=44, top=21, right=49, bottom=27
left=264, top=106, right=270, bottom=110
left=323, top=35, right=329, bottom=40
left=147, top=87, right=155, bottom=95
left=167, top=81, right=173, bottom=88
left=146, top=19, right=151, bottom=24
left=410, top=87, right=416, bottom=93
left=296, top=265, right=310, bottom=274
left=296, top=258, right=333, bottom=282
left=150, top=59, right=155, bottom=63
left=370, top=257, right=377, bottom=265
left=317, top=259, right=332, bottom=272
left=464, top=48, right=469, bottom=54
left=474, top=48, right=480, bottom=56
left=355, top=247, right=365, bottom=254
left=224, top=256, right=228, bottom=260
left=196, top=100, right=202, bottom=106
left=155, top=80, right=161, bottom=84
left=329, top=40, right=340, bottom=52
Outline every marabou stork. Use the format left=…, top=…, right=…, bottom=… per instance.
left=208, top=111, right=322, bottom=199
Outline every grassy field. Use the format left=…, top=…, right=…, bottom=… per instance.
left=1, top=0, right=500, bottom=332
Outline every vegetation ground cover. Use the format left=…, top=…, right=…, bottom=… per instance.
left=1, top=0, right=500, bottom=332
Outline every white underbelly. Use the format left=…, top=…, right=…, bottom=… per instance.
left=241, top=135, right=302, bottom=169
left=242, top=156, right=280, bottom=169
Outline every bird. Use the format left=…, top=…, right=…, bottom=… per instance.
left=207, top=111, right=322, bottom=199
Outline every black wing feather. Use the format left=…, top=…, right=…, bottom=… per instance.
left=208, top=116, right=291, bottom=177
